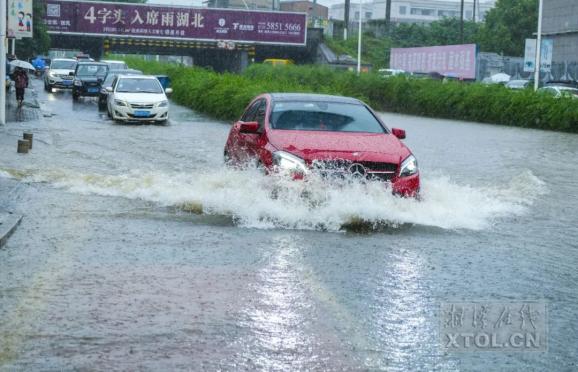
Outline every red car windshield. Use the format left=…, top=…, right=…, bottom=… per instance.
left=270, top=101, right=386, bottom=133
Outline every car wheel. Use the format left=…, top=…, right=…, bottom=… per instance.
left=44, top=83, right=52, bottom=92
left=72, top=93, right=79, bottom=101
left=107, top=107, right=112, bottom=118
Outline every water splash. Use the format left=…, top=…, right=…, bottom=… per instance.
left=0, top=166, right=546, bottom=232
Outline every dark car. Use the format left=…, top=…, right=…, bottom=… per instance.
left=72, top=62, right=109, bottom=101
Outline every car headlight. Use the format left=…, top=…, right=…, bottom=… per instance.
left=399, top=155, right=418, bottom=177
left=73, top=80, right=82, bottom=86
left=48, top=71, right=56, bottom=78
left=114, top=99, right=127, bottom=107
left=157, top=100, right=168, bottom=107
left=272, top=151, right=309, bottom=176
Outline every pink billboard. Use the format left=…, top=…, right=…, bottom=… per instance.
left=390, top=44, right=477, bottom=79
left=42, top=0, right=307, bottom=45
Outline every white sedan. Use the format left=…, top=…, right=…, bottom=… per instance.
left=106, top=75, right=172, bottom=123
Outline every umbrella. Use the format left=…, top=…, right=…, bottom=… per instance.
left=9, top=60, right=36, bottom=71
left=490, top=73, right=511, bottom=83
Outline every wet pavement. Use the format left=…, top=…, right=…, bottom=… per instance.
left=0, top=78, right=577, bottom=370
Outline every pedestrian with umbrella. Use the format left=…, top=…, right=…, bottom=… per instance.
left=9, top=60, right=34, bottom=107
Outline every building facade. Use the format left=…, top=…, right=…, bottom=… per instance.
left=329, top=2, right=375, bottom=22
left=330, top=0, right=495, bottom=23
left=280, top=1, right=329, bottom=20
left=206, top=0, right=278, bottom=11
left=542, top=0, right=578, bottom=65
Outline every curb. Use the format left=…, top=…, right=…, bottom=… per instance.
left=0, top=212, right=23, bottom=248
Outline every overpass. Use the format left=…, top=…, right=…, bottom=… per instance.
left=43, top=0, right=320, bottom=71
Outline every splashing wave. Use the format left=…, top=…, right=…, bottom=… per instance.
left=0, top=167, right=546, bottom=231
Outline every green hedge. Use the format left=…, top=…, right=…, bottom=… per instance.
left=125, top=58, right=578, bottom=132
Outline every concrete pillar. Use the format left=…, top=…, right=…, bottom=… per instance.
left=17, top=140, right=29, bottom=153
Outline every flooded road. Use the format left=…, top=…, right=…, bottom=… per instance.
left=1, top=79, right=577, bottom=370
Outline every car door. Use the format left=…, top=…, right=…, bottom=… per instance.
left=241, top=99, right=269, bottom=164
left=107, top=77, right=118, bottom=112
left=229, top=99, right=262, bottom=163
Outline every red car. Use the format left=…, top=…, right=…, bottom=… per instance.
left=224, top=93, right=419, bottom=196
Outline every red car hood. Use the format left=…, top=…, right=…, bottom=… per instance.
left=267, top=130, right=411, bottom=164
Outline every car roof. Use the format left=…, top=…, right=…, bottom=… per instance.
left=52, top=58, right=76, bottom=62
left=552, top=85, right=578, bottom=90
left=269, top=93, right=363, bottom=105
left=101, top=60, right=125, bottom=64
left=77, top=61, right=108, bottom=65
left=116, top=74, right=158, bottom=79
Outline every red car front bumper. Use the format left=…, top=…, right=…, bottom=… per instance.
left=391, top=173, right=420, bottom=197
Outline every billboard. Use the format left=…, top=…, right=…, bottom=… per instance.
left=390, top=44, right=477, bottom=80
left=8, top=0, right=33, bottom=38
left=43, top=0, right=307, bottom=45
left=524, top=39, right=553, bottom=72
left=523, top=39, right=537, bottom=72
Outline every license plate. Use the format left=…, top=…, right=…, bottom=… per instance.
left=63, top=80, right=72, bottom=85
left=87, top=87, right=99, bottom=93
left=134, top=110, right=150, bottom=117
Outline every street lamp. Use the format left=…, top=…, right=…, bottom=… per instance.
left=533, top=0, right=543, bottom=91
left=0, top=0, right=6, bottom=124
left=356, top=0, right=362, bottom=74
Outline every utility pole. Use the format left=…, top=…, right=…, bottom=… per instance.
left=460, top=0, right=464, bottom=43
left=344, top=0, right=350, bottom=40
left=534, top=0, right=543, bottom=91
left=357, top=0, right=362, bottom=74
left=384, top=0, right=392, bottom=35
left=312, top=0, right=317, bottom=27
left=0, top=0, right=7, bottom=125
left=473, top=0, right=476, bottom=23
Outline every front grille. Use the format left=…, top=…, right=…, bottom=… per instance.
left=359, top=161, right=398, bottom=173
left=131, top=103, right=154, bottom=109
left=310, top=159, right=397, bottom=182
left=368, top=173, right=395, bottom=182
left=58, top=75, right=73, bottom=80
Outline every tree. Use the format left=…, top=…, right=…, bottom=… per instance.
left=476, top=0, right=538, bottom=56
left=391, top=18, right=481, bottom=48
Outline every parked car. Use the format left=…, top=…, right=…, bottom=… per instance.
left=101, top=60, right=128, bottom=70
left=505, top=80, right=531, bottom=90
left=98, top=70, right=142, bottom=110
left=544, top=80, right=578, bottom=89
left=223, top=93, right=420, bottom=196
left=537, top=85, right=578, bottom=99
left=76, top=54, right=94, bottom=62
left=378, top=68, right=406, bottom=78
left=106, top=75, right=172, bottom=123
left=72, top=62, right=109, bottom=101
left=44, top=58, right=77, bottom=91
left=155, top=75, right=172, bottom=92
left=263, top=59, right=294, bottom=66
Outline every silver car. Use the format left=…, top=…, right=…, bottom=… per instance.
left=44, top=58, right=77, bottom=92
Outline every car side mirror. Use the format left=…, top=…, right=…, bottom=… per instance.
left=239, top=121, right=259, bottom=134
left=391, top=128, right=406, bottom=139
left=105, top=86, right=113, bottom=93
left=165, top=87, right=173, bottom=95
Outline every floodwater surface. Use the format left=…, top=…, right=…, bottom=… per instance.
left=0, top=80, right=577, bottom=370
